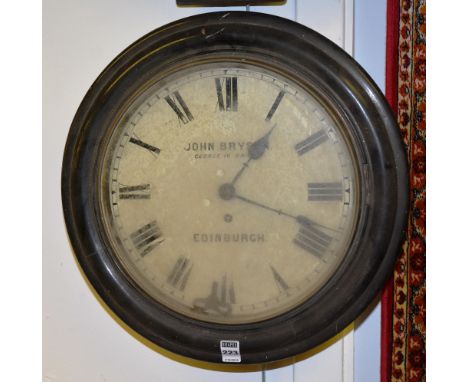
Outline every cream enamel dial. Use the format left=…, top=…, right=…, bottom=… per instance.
left=101, top=63, right=358, bottom=324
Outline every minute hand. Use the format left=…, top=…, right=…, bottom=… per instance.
left=235, top=194, right=296, bottom=220
left=234, top=194, right=338, bottom=232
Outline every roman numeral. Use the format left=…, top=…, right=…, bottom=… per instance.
left=119, top=184, right=151, bottom=199
left=167, top=257, right=193, bottom=291
left=165, top=91, right=194, bottom=124
left=130, top=220, right=164, bottom=257
left=193, top=275, right=235, bottom=316
left=270, top=265, right=289, bottom=292
left=265, top=90, right=285, bottom=121
left=129, top=137, right=161, bottom=154
left=308, top=182, right=343, bottom=201
left=215, top=77, right=238, bottom=112
left=294, top=218, right=333, bottom=257
left=295, top=130, right=328, bottom=156
left=221, top=275, right=236, bottom=304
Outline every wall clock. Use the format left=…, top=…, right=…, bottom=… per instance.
left=62, top=11, right=408, bottom=364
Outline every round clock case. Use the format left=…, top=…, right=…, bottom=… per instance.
left=62, top=12, right=408, bottom=364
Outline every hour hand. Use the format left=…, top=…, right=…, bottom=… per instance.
left=248, top=123, right=277, bottom=160
left=229, top=123, right=278, bottom=185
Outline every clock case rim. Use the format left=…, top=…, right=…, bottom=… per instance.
left=61, top=11, right=409, bottom=364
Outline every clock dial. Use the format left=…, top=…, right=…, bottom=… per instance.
left=100, top=63, right=358, bottom=324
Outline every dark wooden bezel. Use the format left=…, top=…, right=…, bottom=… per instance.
left=61, top=12, right=408, bottom=364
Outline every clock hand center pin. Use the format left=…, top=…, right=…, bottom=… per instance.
left=218, top=182, right=236, bottom=201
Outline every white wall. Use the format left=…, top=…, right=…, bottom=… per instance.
left=353, top=1, right=387, bottom=381
left=43, top=1, right=387, bottom=381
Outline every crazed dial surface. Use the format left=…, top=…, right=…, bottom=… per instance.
left=101, top=63, right=358, bottom=324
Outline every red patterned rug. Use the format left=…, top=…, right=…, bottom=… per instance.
left=381, top=0, right=426, bottom=381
